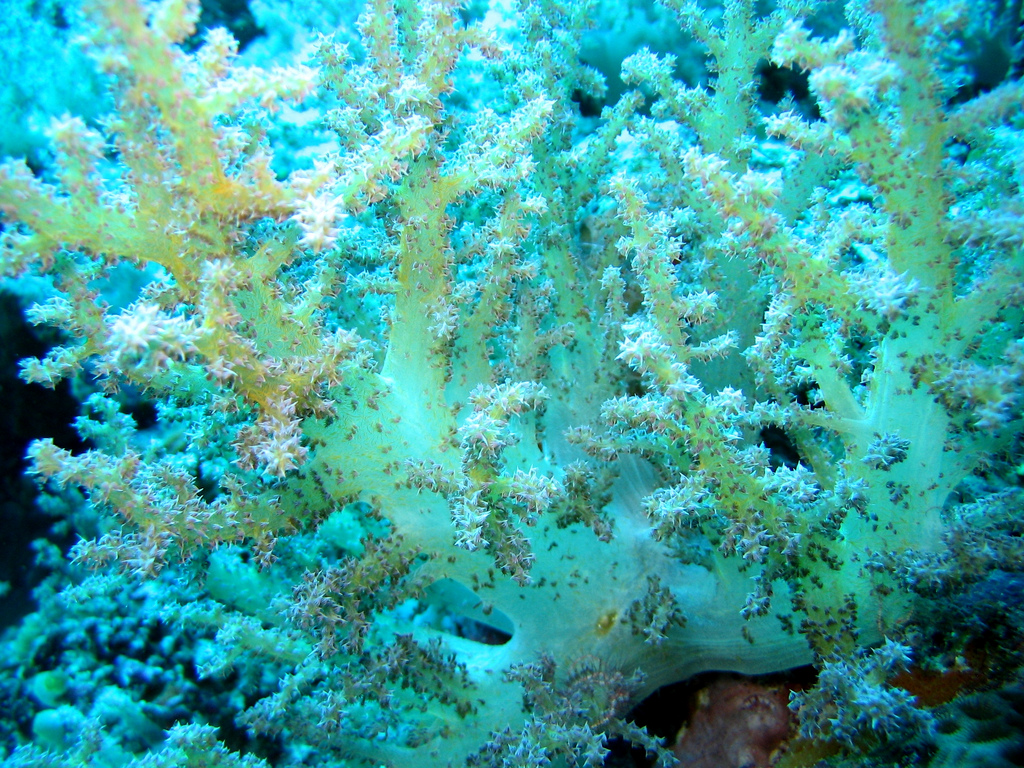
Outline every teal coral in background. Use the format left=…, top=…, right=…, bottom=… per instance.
left=0, top=0, right=107, bottom=166
left=0, top=0, right=1022, bottom=766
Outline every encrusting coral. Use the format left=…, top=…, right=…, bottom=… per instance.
left=674, top=676, right=792, bottom=768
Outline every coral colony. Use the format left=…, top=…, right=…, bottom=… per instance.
left=0, top=0, right=1022, bottom=766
